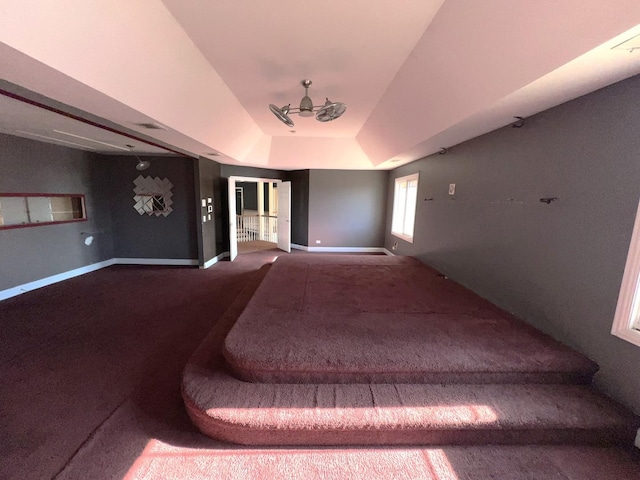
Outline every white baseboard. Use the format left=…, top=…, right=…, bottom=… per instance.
left=0, top=258, right=116, bottom=302
left=383, top=248, right=395, bottom=256
left=0, top=257, right=200, bottom=301
left=291, top=244, right=386, bottom=254
left=113, top=258, right=198, bottom=266
left=0, top=247, right=393, bottom=302
left=201, top=252, right=230, bottom=269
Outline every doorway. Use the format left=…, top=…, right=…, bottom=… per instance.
left=228, top=176, right=291, bottom=260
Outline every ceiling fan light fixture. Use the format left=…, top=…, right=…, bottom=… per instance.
left=268, top=79, right=346, bottom=126
left=299, top=95, right=314, bottom=117
left=136, top=160, right=151, bottom=171
left=128, top=144, right=151, bottom=171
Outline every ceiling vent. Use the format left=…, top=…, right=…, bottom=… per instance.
left=134, top=122, right=168, bottom=130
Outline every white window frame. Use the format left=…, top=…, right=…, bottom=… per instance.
left=612, top=199, right=640, bottom=347
left=391, top=173, right=419, bottom=244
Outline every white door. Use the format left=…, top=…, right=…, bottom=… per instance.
left=277, top=181, right=291, bottom=253
left=228, top=177, right=238, bottom=261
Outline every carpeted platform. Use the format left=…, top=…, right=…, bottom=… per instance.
left=223, top=255, right=598, bottom=384
left=182, top=255, right=640, bottom=447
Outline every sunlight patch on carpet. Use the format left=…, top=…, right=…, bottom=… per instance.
left=123, top=438, right=461, bottom=480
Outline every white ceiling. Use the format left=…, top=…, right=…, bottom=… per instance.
left=1, top=1, right=640, bottom=169
left=0, top=94, right=170, bottom=154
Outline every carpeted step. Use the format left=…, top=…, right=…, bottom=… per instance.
left=184, top=367, right=639, bottom=446
left=182, top=264, right=639, bottom=447
left=222, top=256, right=598, bottom=384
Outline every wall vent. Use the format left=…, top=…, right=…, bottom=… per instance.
left=135, top=122, right=167, bottom=130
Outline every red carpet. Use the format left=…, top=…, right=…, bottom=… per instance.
left=223, top=255, right=597, bottom=384
left=125, top=443, right=640, bottom=480
left=2, top=250, right=639, bottom=479
left=184, top=255, right=639, bottom=447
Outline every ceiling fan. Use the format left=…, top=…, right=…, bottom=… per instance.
left=269, top=79, right=346, bottom=127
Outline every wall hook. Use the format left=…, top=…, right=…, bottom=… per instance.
left=439, top=147, right=448, bottom=155
left=539, top=197, right=558, bottom=204
left=512, top=116, right=525, bottom=128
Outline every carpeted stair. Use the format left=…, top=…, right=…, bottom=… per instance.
left=182, top=255, right=640, bottom=450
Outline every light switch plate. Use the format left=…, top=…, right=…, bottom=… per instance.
left=449, top=183, right=456, bottom=195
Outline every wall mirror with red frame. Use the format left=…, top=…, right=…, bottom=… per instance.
left=0, top=194, right=86, bottom=229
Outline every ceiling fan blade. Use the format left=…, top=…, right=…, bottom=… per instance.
left=269, top=104, right=295, bottom=127
left=316, top=100, right=346, bottom=122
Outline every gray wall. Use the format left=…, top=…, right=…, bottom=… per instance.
left=236, top=182, right=258, bottom=212
left=286, top=170, right=310, bottom=246
left=220, top=165, right=287, bottom=181
left=387, top=74, right=640, bottom=413
left=195, top=158, right=223, bottom=264
left=309, top=170, right=388, bottom=248
left=0, top=133, right=114, bottom=290
left=103, top=155, right=198, bottom=260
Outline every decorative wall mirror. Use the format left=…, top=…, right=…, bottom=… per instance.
left=133, top=175, right=174, bottom=217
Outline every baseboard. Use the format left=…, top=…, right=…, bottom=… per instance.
left=292, top=245, right=387, bottom=253
left=201, top=252, right=230, bottom=269
left=113, top=258, right=199, bottom=266
left=383, top=248, right=396, bottom=256
left=0, top=257, right=199, bottom=301
left=0, top=258, right=116, bottom=301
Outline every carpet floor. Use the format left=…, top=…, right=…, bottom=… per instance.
left=2, top=249, right=639, bottom=479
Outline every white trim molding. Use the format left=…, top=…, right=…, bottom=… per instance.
left=113, top=258, right=199, bottom=266
left=612, top=199, right=640, bottom=347
left=0, top=257, right=200, bottom=302
left=291, top=245, right=387, bottom=254
left=0, top=259, right=116, bottom=301
left=391, top=172, right=419, bottom=244
left=201, top=252, right=230, bottom=269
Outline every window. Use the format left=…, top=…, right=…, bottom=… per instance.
left=0, top=194, right=86, bottom=229
left=391, top=173, right=419, bottom=243
left=612, top=199, right=640, bottom=347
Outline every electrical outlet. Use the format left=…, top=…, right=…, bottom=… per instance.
left=392, top=242, right=398, bottom=251
left=316, top=240, right=321, bottom=244
left=449, top=183, right=456, bottom=195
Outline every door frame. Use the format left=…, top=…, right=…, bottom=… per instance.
left=228, top=176, right=285, bottom=261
